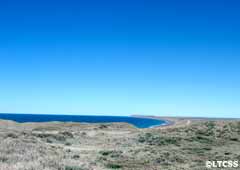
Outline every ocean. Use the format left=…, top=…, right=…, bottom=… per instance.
left=0, top=113, right=166, bottom=128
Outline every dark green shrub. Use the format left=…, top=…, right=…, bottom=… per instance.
left=138, top=133, right=180, bottom=146
left=0, top=156, right=8, bottom=162
left=6, top=133, right=18, bottom=138
left=105, top=163, right=122, bottom=169
left=99, top=150, right=122, bottom=158
left=205, top=121, right=215, bottom=129
left=64, top=166, right=84, bottom=170
left=60, top=131, right=74, bottom=138
left=72, top=155, right=80, bottom=159
left=100, top=151, right=112, bottom=156
left=65, top=142, right=72, bottom=146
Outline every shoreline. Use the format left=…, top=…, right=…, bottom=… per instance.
left=1, top=114, right=239, bottom=130
left=0, top=114, right=168, bottom=129
left=131, top=115, right=176, bottom=127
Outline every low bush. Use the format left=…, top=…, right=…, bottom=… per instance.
left=99, top=150, right=122, bottom=158
left=6, top=133, right=18, bottom=138
left=138, top=133, right=180, bottom=146
left=64, top=165, right=85, bottom=170
left=105, top=163, right=122, bottom=169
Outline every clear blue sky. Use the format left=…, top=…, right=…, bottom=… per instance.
left=0, top=0, right=240, bottom=118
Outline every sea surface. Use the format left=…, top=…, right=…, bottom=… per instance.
left=0, top=113, right=166, bottom=128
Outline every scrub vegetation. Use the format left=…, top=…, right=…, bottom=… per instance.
left=0, top=119, right=240, bottom=170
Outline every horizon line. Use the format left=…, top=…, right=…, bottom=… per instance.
left=0, top=112, right=240, bottom=119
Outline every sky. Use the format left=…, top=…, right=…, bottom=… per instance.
left=0, top=0, right=240, bottom=118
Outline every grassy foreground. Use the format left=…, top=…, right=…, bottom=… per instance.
left=0, top=119, right=240, bottom=170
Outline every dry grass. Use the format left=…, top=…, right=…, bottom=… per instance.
left=0, top=120, right=240, bottom=170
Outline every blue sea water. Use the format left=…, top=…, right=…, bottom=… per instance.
left=0, top=113, right=166, bottom=128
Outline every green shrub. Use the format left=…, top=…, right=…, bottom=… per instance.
left=100, top=151, right=112, bottom=156
left=205, top=121, right=215, bottom=129
left=72, top=155, right=80, bottom=159
left=34, top=133, right=66, bottom=142
left=183, top=146, right=211, bottom=155
left=64, top=166, right=84, bottom=170
left=193, top=135, right=214, bottom=144
left=237, top=122, right=240, bottom=134
left=6, top=133, right=18, bottom=138
left=0, top=156, right=8, bottom=162
left=99, top=150, right=122, bottom=158
left=65, top=142, right=72, bottom=146
left=105, top=163, right=122, bottom=169
left=138, top=133, right=180, bottom=146
left=60, top=131, right=74, bottom=138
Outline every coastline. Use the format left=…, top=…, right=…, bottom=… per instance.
left=0, top=114, right=165, bottom=129
left=131, top=115, right=176, bottom=128
left=1, top=113, right=239, bottom=130
left=139, top=116, right=240, bottom=129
